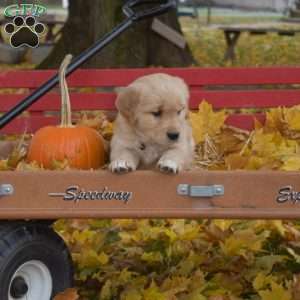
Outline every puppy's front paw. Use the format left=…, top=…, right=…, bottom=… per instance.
left=158, top=159, right=180, bottom=174
left=109, top=160, right=135, bottom=174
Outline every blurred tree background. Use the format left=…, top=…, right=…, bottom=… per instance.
left=39, top=0, right=195, bottom=69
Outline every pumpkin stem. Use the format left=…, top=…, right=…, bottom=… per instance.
left=59, top=54, right=73, bottom=127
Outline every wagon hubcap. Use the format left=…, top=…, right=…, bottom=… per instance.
left=10, top=277, right=28, bottom=298
left=8, top=260, right=52, bottom=300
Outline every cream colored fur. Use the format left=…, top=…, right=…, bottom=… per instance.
left=109, top=73, right=195, bottom=174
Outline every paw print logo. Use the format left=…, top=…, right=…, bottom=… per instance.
left=4, top=16, right=46, bottom=48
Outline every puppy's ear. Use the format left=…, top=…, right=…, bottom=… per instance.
left=116, top=86, right=140, bottom=120
left=177, top=78, right=190, bottom=119
left=177, top=77, right=190, bottom=103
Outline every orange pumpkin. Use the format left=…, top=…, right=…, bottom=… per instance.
left=27, top=55, right=105, bottom=170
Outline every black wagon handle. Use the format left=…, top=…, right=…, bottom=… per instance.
left=0, top=0, right=176, bottom=130
left=123, top=0, right=176, bottom=20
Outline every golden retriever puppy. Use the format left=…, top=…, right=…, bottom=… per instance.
left=109, top=73, right=195, bottom=174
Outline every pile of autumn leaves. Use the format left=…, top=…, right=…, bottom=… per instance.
left=52, top=102, right=300, bottom=300
left=3, top=102, right=300, bottom=300
left=3, top=101, right=300, bottom=172
left=191, top=101, right=300, bottom=171
left=54, top=218, right=300, bottom=300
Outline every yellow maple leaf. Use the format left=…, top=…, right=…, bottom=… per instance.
left=72, top=229, right=96, bottom=245
left=253, top=273, right=292, bottom=300
left=51, top=159, right=71, bottom=170
left=254, top=255, right=286, bottom=275
left=15, top=160, right=42, bottom=171
left=121, top=288, right=142, bottom=300
left=253, top=273, right=276, bottom=291
left=102, top=121, right=114, bottom=140
left=284, top=105, right=300, bottom=131
left=221, top=229, right=269, bottom=257
left=187, top=293, right=207, bottom=300
left=245, top=156, right=269, bottom=170
left=265, top=220, right=287, bottom=236
left=100, top=279, right=112, bottom=300
left=248, top=130, right=298, bottom=168
left=280, top=155, right=300, bottom=171
left=98, top=251, right=109, bottom=265
left=254, top=117, right=264, bottom=130
left=143, top=281, right=166, bottom=300
left=225, top=153, right=248, bottom=170
left=141, top=251, right=163, bottom=263
left=78, top=249, right=109, bottom=268
left=213, top=220, right=237, bottom=231
left=277, top=139, right=299, bottom=157
left=211, top=273, right=243, bottom=294
left=251, top=130, right=282, bottom=157
left=265, top=107, right=285, bottom=132
left=77, top=111, right=106, bottom=131
left=180, top=224, right=201, bottom=241
left=259, top=281, right=292, bottom=300
left=161, top=276, right=190, bottom=296
left=0, top=160, right=9, bottom=171
left=208, top=297, right=229, bottom=300
left=6, top=133, right=28, bottom=168
left=190, top=101, right=227, bottom=144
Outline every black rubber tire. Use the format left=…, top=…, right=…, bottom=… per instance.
left=0, top=222, right=73, bottom=300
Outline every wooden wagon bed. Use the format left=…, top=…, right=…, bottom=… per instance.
left=1, top=67, right=300, bottom=220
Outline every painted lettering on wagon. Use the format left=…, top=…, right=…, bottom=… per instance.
left=277, top=186, right=300, bottom=204
left=49, top=186, right=132, bottom=204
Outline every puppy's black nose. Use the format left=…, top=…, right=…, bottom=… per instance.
left=167, top=132, right=179, bottom=141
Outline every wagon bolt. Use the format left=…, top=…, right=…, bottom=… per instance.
left=215, top=187, right=223, bottom=194
left=179, top=186, right=188, bottom=193
left=4, top=186, right=11, bottom=194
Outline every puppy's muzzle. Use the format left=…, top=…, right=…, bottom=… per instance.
left=167, top=132, right=179, bottom=141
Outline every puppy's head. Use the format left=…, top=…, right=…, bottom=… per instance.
left=116, top=73, right=189, bottom=146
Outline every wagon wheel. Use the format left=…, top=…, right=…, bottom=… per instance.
left=0, top=222, right=73, bottom=300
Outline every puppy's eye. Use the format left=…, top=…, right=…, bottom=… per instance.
left=177, top=109, right=183, bottom=115
left=152, top=111, right=162, bottom=117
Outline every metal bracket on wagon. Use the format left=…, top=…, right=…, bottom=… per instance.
left=177, top=184, right=224, bottom=198
left=0, top=184, right=14, bottom=197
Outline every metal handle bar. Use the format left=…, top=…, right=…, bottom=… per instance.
left=123, top=0, right=176, bottom=21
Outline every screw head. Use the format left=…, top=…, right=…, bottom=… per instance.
left=178, top=185, right=188, bottom=194
left=1, top=185, right=13, bottom=195
left=4, top=186, right=11, bottom=193
left=215, top=186, right=223, bottom=194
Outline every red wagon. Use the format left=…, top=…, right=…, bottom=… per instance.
left=1, top=67, right=300, bottom=299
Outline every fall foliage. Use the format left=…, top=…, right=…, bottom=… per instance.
left=4, top=101, right=300, bottom=172
left=2, top=102, right=300, bottom=299
left=53, top=218, right=300, bottom=300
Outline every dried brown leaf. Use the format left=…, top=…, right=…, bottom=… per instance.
left=54, top=288, right=79, bottom=300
